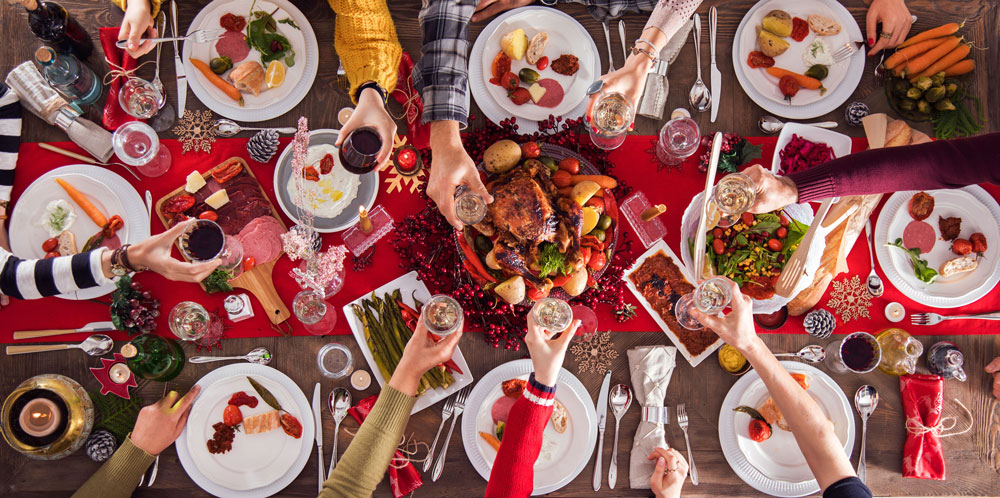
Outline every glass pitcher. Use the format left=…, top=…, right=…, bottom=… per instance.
left=876, top=328, right=924, bottom=376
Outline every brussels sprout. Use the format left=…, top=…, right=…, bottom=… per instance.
left=892, top=79, right=911, bottom=97
left=931, top=71, right=946, bottom=86
left=945, top=82, right=959, bottom=97
left=914, top=76, right=934, bottom=91
left=934, top=98, right=956, bottom=112
left=899, top=98, right=916, bottom=111
left=518, top=68, right=540, bottom=84
left=906, top=87, right=925, bottom=100
left=804, top=64, right=829, bottom=81
left=917, top=99, right=932, bottom=115
left=924, top=86, right=946, bottom=103
left=210, top=56, right=233, bottom=74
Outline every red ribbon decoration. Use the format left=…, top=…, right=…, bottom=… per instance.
left=391, top=52, right=430, bottom=150
left=98, top=27, right=142, bottom=131
left=899, top=373, right=946, bottom=480
left=348, top=395, right=423, bottom=497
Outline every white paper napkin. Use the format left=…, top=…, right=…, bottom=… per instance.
left=628, top=345, right=677, bottom=489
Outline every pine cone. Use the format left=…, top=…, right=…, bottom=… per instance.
left=845, top=101, right=870, bottom=127
left=247, top=129, right=280, bottom=163
left=85, top=430, right=118, bottom=463
left=803, top=309, right=836, bottom=339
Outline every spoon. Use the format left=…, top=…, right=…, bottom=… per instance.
left=689, top=14, right=711, bottom=112
left=212, top=118, right=297, bottom=137
left=758, top=115, right=839, bottom=134
left=864, top=220, right=884, bottom=298
left=586, top=79, right=605, bottom=95
left=607, top=384, right=633, bottom=489
left=6, top=334, right=114, bottom=356
left=773, top=345, right=826, bottom=363
left=854, top=385, right=878, bottom=485
left=327, top=388, right=351, bottom=477
left=189, top=347, right=272, bottom=365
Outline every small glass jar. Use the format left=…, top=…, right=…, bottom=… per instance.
left=316, top=343, right=353, bottom=378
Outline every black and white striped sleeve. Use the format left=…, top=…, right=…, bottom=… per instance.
left=0, top=82, right=19, bottom=202
left=0, top=246, right=114, bottom=299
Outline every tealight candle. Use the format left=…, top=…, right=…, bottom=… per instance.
left=108, top=363, right=131, bottom=384
left=358, top=205, right=373, bottom=234
left=19, top=398, right=60, bottom=438
left=351, top=370, right=372, bottom=390
left=885, top=302, right=905, bottom=323
left=395, top=147, right=420, bottom=176
left=337, top=107, right=354, bottom=126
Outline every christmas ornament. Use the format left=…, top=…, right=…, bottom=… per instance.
left=171, top=109, right=216, bottom=153
left=570, top=331, right=619, bottom=375
left=803, top=308, right=836, bottom=339
left=247, top=129, right=280, bottom=163
left=697, top=133, right=762, bottom=173
left=89, top=353, right=138, bottom=399
left=827, top=275, right=873, bottom=323
left=85, top=430, right=117, bottom=463
left=381, top=135, right=426, bottom=195
left=845, top=101, right=870, bottom=127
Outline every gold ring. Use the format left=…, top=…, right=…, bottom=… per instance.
left=880, top=32, right=893, bottom=39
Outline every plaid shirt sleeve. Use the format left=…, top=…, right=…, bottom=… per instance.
left=412, top=0, right=477, bottom=126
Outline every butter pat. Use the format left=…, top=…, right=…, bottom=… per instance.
left=205, top=189, right=230, bottom=209
left=185, top=171, right=206, bottom=193
left=528, top=83, right=547, bottom=104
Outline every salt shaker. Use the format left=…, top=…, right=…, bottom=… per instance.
left=637, top=60, right=669, bottom=120
left=224, top=294, right=255, bottom=322
left=927, top=341, right=967, bottom=381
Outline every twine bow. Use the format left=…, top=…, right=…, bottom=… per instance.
left=389, top=77, right=421, bottom=124
left=905, top=398, right=974, bottom=438
left=342, top=428, right=429, bottom=469
left=102, top=60, right=156, bottom=86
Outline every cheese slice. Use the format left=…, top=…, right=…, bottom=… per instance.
left=528, top=83, right=547, bottom=104
left=205, top=189, right=230, bottom=209
left=185, top=171, right=206, bottom=193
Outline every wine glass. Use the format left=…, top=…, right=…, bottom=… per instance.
left=674, top=276, right=733, bottom=330
left=710, top=173, right=757, bottom=228
left=826, top=332, right=882, bottom=374
left=112, top=121, right=171, bottom=177
left=655, top=115, right=700, bottom=165
left=589, top=91, right=634, bottom=150
left=454, top=185, right=487, bottom=225
left=168, top=301, right=218, bottom=341
left=422, top=294, right=463, bottom=337
left=293, top=290, right=337, bottom=335
left=531, top=297, right=574, bottom=334
left=179, top=219, right=242, bottom=274
left=339, top=126, right=382, bottom=175
left=118, top=77, right=165, bottom=119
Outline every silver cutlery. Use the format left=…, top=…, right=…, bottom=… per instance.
left=689, top=14, right=710, bottom=112
left=432, top=386, right=470, bottom=482
left=708, top=6, right=721, bottom=122
left=171, top=0, right=186, bottom=118
left=773, top=345, right=826, bottom=363
left=586, top=79, right=604, bottom=95
left=618, top=20, right=627, bottom=62
left=864, top=220, right=884, bottom=298
left=6, top=334, right=114, bottom=356
left=854, top=385, right=878, bottom=484
left=151, top=11, right=165, bottom=101
left=114, top=28, right=226, bottom=49
left=38, top=142, right=141, bottom=181
left=872, top=50, right=887, bottom=87
left=758, top=115, right=838, bottom=134
left=833, top=41, right=864, bottom=63
left=328, top=388, right=351, bottom=477
left=13, top=321, right=115, bottom=340
left=424, top=395, right=456, bottom=472
left=189, top=347, right=272, bottom=365
left=212, top=118, right=297, bottom=137
left=592, top=370, right=612, bottom=491
left=677, top=404, right=698, bottom=485
left=911, top=311, right=1000, bottom=326
left=602, top=21, right=615, bottom=72
left=144, top=190, right=153, bottom=228
left=312, top=383, right=324, bottom=493
left=608, top=384, right=632, bottom=489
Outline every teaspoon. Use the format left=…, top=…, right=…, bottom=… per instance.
left=608, top=384, right=633, bottom=489
left=854, top=385, right=879, bottom=485
left=758, top=115, right=839, bottom=134
left=689, top=14, right=711, bottom=112
left=212, top=118, right=296, bottom=137
left=328, top=388, right=351, bottom=477
left=864, top=220, right=884, bottom=298
left=6, top=334, right=114, bottom=356
left=189, top=346, right=272, bottom=365
left=773, top=345, right=826, bottom=363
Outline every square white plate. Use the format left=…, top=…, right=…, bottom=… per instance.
left=770, top=122, right=852, bottom=175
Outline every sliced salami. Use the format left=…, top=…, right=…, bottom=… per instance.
left=902, top=220, right=936, bottom=254
left=215, top=31, right=251, bottom=63
left=535, top=78, right=564, bottom=108
left=237, top=216, right=286, bottom=264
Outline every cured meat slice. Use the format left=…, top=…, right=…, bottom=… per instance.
left=215, top=31, right=251, bottom=63
left=902, top=220, right=936, bottom=254
left=535, top=79, right=564, bottom=108
left=237, top=216, right=286, bottom=264
left=491, top=395, right=518, bottom=424
left=243, top=410, right=281, bottom=434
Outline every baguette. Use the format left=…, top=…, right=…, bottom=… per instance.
left=807, top=14, right=841, bottom=36
left=940, top=256, right=977, bottom=277
left=57, top=230, right=77, bottom=256
left=525, top=32, right=548, bottom=65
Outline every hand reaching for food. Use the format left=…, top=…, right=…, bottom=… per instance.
left=692, top=278, right=759, bottom=352
left=427, top=121, right=494, bottom=229
left=742, top=164, right=800, bottom=214
left=648, top=447, right=688, bottom=498
left=336, top=86, right=397, bottom=171
left=525, top=313, right=579, bottom=387
left=866, top=0, right=913, bottom=56
left=124, top=219, right=221, bottom=282
left=130, top=385, right=201, bottom=455
left=391, top=318, right=463, bottom=397
left=471, top=0, right=534, bottom=23
left=986, top=357, right=1000, bottom=400
left=118, top=0, right=157, bottom=58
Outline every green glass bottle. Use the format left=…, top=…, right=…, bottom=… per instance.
left=121, top=334, right=186, bottom=382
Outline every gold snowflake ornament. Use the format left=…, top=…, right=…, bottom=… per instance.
left=826, top=275, right=872, bottom=323
left=171, top=109, right=217, bottom=154
left=569, top=331, right=619, bottom=375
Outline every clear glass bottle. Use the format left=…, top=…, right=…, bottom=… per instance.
left=927, top=341, right=967, bottom=381
left=34, top=46, right=101, bottom=106
left=876, top=328, right=923, bottom=376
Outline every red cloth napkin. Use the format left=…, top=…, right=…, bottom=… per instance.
left=348, top=395, right=423, bottom=497
left=99, top=27, right=142, bottom=131
left=391, top=52, right=429, bottom=150
left=899, top=373, right=946, bottom=480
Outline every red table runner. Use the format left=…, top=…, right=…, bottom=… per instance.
left=3, top=135, right=998, bottom=344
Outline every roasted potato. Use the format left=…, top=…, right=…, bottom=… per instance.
left=483, top=139, right=522, bottom=173
left=758, top=30, right=790, bottom=57
left=561, top=268, right=589, bottom=297
left=761, top=10, right=793, bottom=37
left=495, top=276, right=526, bottom=304
left=571, top=180, right=601, bottom=206
left=485, top=248, right=501, bottom=270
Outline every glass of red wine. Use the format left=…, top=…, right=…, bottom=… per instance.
left=180, top=220, right=243, bottom=275
left=339, top=126, right=382, bottom=175
left=825, top=332, right=882, bottom=374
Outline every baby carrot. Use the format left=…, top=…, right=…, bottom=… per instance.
left=190, top=58, right=244, bottom=105
left=898, top=22, right=962, bottom=48
left=55, top=177, right=107, bottom=227
left=764, top=67, right=822, bottom=90
left=910, top=43, right=971, bottom=81
left=568, top=175, right=617, bottom=189
left=479, top=432, right=501, bottom=451
left=885, top=38, right=947, bottom=70
left=943, top=59, right=975, bottom=76
left=903, top=36, right=962, bottom=76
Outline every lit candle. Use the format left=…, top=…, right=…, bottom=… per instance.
left=396, top=148, right=418, bottom=175
left=19, top=398, right=61, bottom=438
left=337, top=107, right=354, bottom=126
left=885, top=302, right=905, bottom=323
left=109, top=363, right=132, bottom=384
left=358, top=205, right=373, bottom=234
left=641, top=204, right=667, bottom=221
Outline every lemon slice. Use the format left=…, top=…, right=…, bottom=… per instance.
left=265, top=60, right=286, bottom=89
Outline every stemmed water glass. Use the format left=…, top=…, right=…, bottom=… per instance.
left=422, top=295, right=463, bottom=337
left=168, top=301, right=219, bottom=341
left=118, top=77, right=165, bottom=119
left=655, top=113, right=700, bottom=165
left=112, top=121, right=172, bottom=177
left=675, top=276, right=733, bottom=330
left=589, top=91, right=634, bottom=150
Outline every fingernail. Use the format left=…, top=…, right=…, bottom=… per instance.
left=585, top=114, right=591, bottom=123
left=868, top=38, right=874, bottom=45
left=657, top=457, right=666, bottom=466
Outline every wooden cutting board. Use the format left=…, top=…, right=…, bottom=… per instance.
left=154, top=157, right=290, bottom=325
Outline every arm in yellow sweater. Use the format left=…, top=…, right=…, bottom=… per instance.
left=71, top=436, right=155, bottom=498
left=320, top=385, right=416, bottom=497
left=111, top=0, right=162, bottom=18
left=327, top=0, right=402, bottom=103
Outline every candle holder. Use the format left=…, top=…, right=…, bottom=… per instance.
left=89, top=354, right=138, bottom=400
left=620, top=190, right=668, bottom=248
left=342, top=204, right=393, bottom=257
left=1, top=374, right=94, bottom=460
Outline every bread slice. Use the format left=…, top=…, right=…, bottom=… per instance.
left=57, top=230, right=77, bottom=256
left=228, top=61, right=265, bottom=96
left=940, top=256, right=977, bottom=277
left=550, top=400, right=568, bottom=433
left=808, top=14, right=841, bottom=36
left=525, top=32, right=548, bottom=65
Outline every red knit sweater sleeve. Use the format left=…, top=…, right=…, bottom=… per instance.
left=484, top=373, right=556, bottom=498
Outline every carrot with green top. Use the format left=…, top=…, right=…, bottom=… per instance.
left=903, top=36, right=962, bottom=76
left=910, top=43, right=971, bottom=81
left=55, top=178, right=107, bottom=227
left=885, top=38, right=947, bottom=70
left=765, top=67, right=823, bottom=90
left=190, top=58, right=244, bottom=105
left=898, top=22, right=962, bottom=48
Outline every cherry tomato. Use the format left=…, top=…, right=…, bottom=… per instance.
left=584, top=197, right=604, bottom=215
left=500, top=71, right=519, bottom=91
left=45, top=251, right=61, bottom=259
left=242, top=256, right=256, bottom=272
left=741, top=212, right=756, bottom=226
left=746, top=50, right=775, bottom=69
left=776, top=227, right=788, bottom=239
left=767, top=239, right=784, bottom=251
left=778, top=75, right=800, bottom=100
left=712, top=228, right=724, bottom=238
left=552, top=170, right=572, bottom=188
left=319, top=153, right=335, bottom=175
left=749, top=419, right=772, bottom=442
left=280, top=413, right=303, bottom=439
left=778, top=212, right=790, bottom=227
left=535, top=56, right=549, bottom=70
left=41, top=238, right=59, bottom=252
left=526, top=286, right=550, bottom=301
left=587, top=251, right=607, bottom=271
left=223, top=404, right=243, bottom=426
left=508, top=87, right=531, bottom=105
left=520, top=141, right=541, bottom=159
left=198, top=210, right=218, bottom=221
left=557, top=157, right=580, bottom=174
left=712, top=238, right=726, bottom=255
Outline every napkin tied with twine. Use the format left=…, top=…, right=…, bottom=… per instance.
left=899, top=373, right=974, bottom=480
left=628, top=345, right=677, bottom=488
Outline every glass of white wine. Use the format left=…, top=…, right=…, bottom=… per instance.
left=709, top=173, right=756, bottom=228
left=531, top=297, right=573, bottom=333
left=589, top=91, right=634, bottom=150
left=454, top=185, right=487, bottom=225
left=422, top=294, right=463, bottom=336
left=674, top=276, right=733, bottom=330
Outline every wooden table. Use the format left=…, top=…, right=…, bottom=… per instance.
left=1, top=0, right=999, bottom=496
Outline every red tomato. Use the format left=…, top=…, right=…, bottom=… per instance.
left=551, top=273, right=572, bottom=287
left=741, top=212, right=755, bottom=226
left=319, top=153, right=335, bottom=175
left=508, top=87, right=531, bottom=105
left=557, top=158, right=580, bottom=174
left=280, top=413, right=303, bottom=439
left=302, top=166, right=320, bottom=182
left=520, top=142, right=541, bottom=159
left=242, top=256, right=256, bottom=272
left=778, top=75, right=800, bottom=99
left=45, top=251, right=61, bottom=259
left=579, top=247, right=592, bottom=265
left=491, top=50, right=511, bottom=79
left=749, top=419, right=771, bottom=442
left=712, top=238, right=726, bottom=255
left=198, top=210, right=218, bottom=221
left=535, top=56, right=549, bottom=70
left=587, top=251, right=607, bottom=271
left=41, top=238, right=59, bottom=252
left=552, top=170, right=572, bottom=188
left=500, top=71, right=519, bottom=91
left=790, top=17, right=809, bottom=42
left=570, top=304, right=597, bottom=337
left=526, top=286, right=550, bottom=301
left=776, top=227, right=788, bottom=239
left=712, top=228, right=724, bottom=238
left=778, top=212, right=790, bottom=227
left=971, top=232, right=988, bottom=253
left=584, top=197, right=604, bottom=214
left=767, top=239, right=784, bottom=251
left=746, top=50, right=775, bottom=68
left=223, top=404, right=243, bottom=426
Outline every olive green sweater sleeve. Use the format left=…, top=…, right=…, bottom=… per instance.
left=320, top=385, right=416, bottom=498
left=72, top=436, right=155, bottom=498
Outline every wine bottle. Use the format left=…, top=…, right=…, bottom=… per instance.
left=121, top=334, right=187, bottom=382
left=15, top=0, right=93, bottom=59
left=34, top=46, right=102, bottom=107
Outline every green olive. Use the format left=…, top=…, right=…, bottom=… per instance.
left=590, top=229, right=606, bottom=242
left=597, top=214, right=612, bottom=231
left=518, top=68, right=540, bottom=84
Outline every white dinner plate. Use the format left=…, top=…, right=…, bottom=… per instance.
left=469, top=6, right=600, bottom=134
left=183, top=0, right=319, bottom=122
left=272, top=129, right=379, bottom=233
left=719, top=361, right=855, bottom=497
left=733, top=0, right=864, bottom=119
left=341, top=271, right=474, bottom=414
left=8, top=165, right=149, bottom=300
left=461, top=359, right=596, bottom=495
left=176, top=364, right=314, bottom=497
left=874, top=187, right=1000, bottom=308
left=770, top=123, right=853, bottom=175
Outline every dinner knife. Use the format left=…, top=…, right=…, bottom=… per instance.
left=709, top=5, right=721, bottom=123
left=692, top=133, right=722, bottom=280
left=13, top=321, right=116, bottom=340
left=312, top=383, right=324, bottom=494
left=592, top=370, right=612, bottom=491
left=170, top=0, right=186, bottom=119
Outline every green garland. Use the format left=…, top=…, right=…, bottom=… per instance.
left=88, top=390, right=144, bottom=442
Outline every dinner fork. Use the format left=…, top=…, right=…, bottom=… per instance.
left=115, top=28, right=227, bottom=49
left=423, top=396, right=456, bottom=472
left=431, top=386, right=470, bottom=482
left=677, top=404, right=698, bottom=485
left=602, top=20, right=615, bottom=72
left=872, top=50, right=888, bottom=87
left=833, top=41, right=863, bottom=63
left=911, top=311, right=1000, bottom=326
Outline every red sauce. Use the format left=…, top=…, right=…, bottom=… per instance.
left=220, top=13, right=246, bottom=32
left=791, top=17, right=809, bottom=42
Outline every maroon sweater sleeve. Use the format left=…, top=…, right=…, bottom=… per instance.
left=788, top=132, right=1000, bottom=203
left=485, top=373, right=556, bottom=498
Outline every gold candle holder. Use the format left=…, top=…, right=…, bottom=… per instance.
left=1, top=374, right=94, bottom=460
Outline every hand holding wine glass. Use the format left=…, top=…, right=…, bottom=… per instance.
left=690, top=278, right=758, bottom=352
left=335, top=86, right=396, bottom=174
left=742, top=165, right=799, bottom=214
left=124, top=219, right=221, bottom=282
left=118, top=0, right=157, bottom=58
left=391, top=319, right=463, bottom=397
left=524, top=312, right=580, bottom=387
